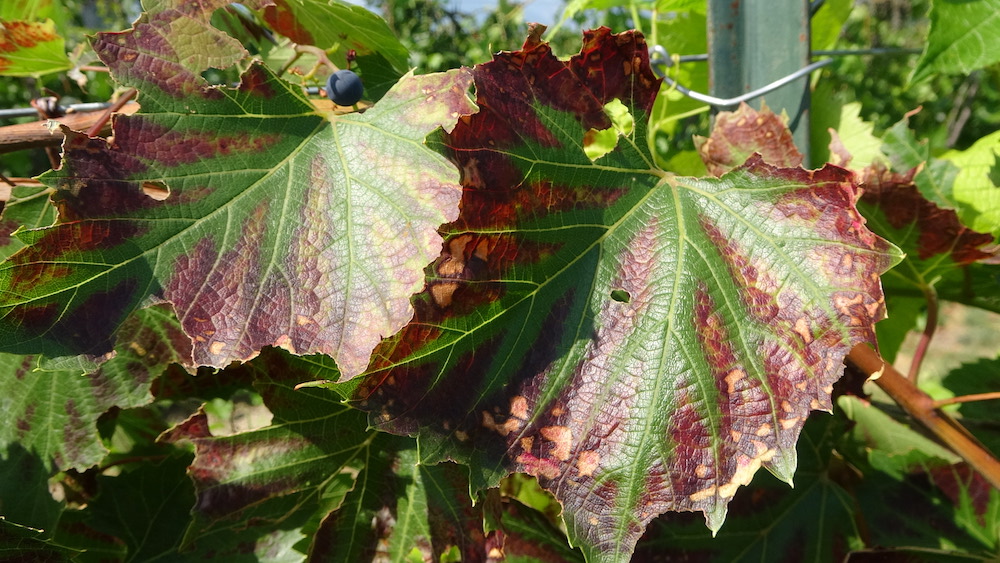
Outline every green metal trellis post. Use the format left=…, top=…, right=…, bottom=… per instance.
left=707, top=0, right=812, bottom=166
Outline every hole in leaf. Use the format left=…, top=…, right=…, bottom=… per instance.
left=583, top=99, right=634, bottom=161
left=610, top=289, right=631, bottom=303
left=141, top=181, right=170, bottom=201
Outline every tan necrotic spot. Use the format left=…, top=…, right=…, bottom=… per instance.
left=540, top=425, right=573, bottom=461
left=209, top=341, right=227, bottom=355
left=576, top=450, right=600, bottom=477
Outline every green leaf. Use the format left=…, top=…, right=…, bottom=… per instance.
left=0, top=305, right=190, bottom=472
left=260, top=0, right=409, bottom=74
left=837, top=395, right=961, bottom=473
left=0, top=518, right=81, bottom=562
left=0, top=184, right=56, bottom=262
left=83, top=452, right=197, bottom=561
left=0, top=0, right=474, bottom=379
left=817, top=98, right=886, bottom=172
left=345, top=29, right=899, bottom=561
left=0, top=445, right=63, bottom=535
left=941, top=357, right=1000, bottom=456
left=0, top=18, right=71, bottom=76
left=942, top=129, right=1000, bottom=238
left=810, top=0, right=851, bottom=52
left=911, top=0, right=1000, bottom=84
left=158, top=354, right=375, bottom=554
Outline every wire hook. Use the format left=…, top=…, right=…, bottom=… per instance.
left=649, top=44, right=835, bottom=109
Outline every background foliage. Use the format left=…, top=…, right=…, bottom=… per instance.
left=1, top=0, right=999, bottom=561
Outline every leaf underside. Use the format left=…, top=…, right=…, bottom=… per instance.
left=344, top=29, right=900, bottom=560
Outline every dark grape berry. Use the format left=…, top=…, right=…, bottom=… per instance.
left=326, top=69, right=364, bottom=106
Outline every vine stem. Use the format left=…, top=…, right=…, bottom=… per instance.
left=907, top=285, right=938, bottom=384
left=846, top=343, right=1000, bottom=489
left=85, top=88, right=137, bottom=138
left=933, top=392, right=1000, bottom=408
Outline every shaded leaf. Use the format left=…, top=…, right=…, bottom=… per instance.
left=0, top=184, right=56, bottom=262
left=0, top=304, right=190, bottom=472
left=0, top=18, right=71, bottom=76
left=0, top=444, right=62, bottom=535
left=695, top=102, right=803, bottom=176
left=158, top=352, right=375, bottom=550
left=0, top=0, right=474, bottom=379
left=84, top=452, right=196, bottom=561
left=344, top=28, right=898, bottom=561
left=633, top=413, right=864, bottom=562
left=911, top=0, right=1000, bottom=84
left=0, top=518, right=80, bottom=563
left=941, top=357, right=1000, bottom=457
left=500, top=499, right=584, bottom=563
left=838, top=396, right=999, bottom=557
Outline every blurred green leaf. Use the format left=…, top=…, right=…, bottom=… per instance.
left=0, top=18, right=71, bottom=76
left=911, top=0, right=1000, bottom=84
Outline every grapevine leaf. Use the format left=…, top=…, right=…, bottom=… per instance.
left=695, top=102, right=803, bottom=176
left=942, top=130, right=1000, bottom=238
left=84, top=453, right=196, bottom=561
left=261, top=0, right=409, bottom=74
left=0, top=184, right=56, bottom=262
left=344, top=28, right=899, bottom=561
left=839, top=395, right=999, bottom=557
left=0, top=445, right=62, bottom=535
left=942, top=357, right=1000, bottom=456
left=911, top=0, right=1000, bottom=84
left=881, top=110, right=960, bottom=210
left=857, top=163, right=997, bottom=293
left=0, top=519, right=80, bottom=563
left=0, top=0, right=474, bottom=378
left=313, top=445, right=493, bottom=562
left=0, top=304, right=190, bottom=472
left=0, top=18, right=71, bottom=76
left=163, top=349, right=493, bottom=559
left=633, top=414, right=864, bottom=561
left=157, top=354, right=375, bottom=550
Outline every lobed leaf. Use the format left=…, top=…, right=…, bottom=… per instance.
left=0, top=0, right=474, bottom=378
left=695, top=102, right=803, bottom=176
left=911, top=0, right=1000, bottom=84
left=0, top=304, right=189, bottom=472
left=345, top=29, right=899, bottom=561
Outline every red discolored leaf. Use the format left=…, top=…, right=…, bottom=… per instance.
left=859, top=164, right=997, bottom=266
left=341, top=28, right=899, bottom=561
left=0, top=0, right=474, bottom=378
left=695, top=102, right=804, bottom=176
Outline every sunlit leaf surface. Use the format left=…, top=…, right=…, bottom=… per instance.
left=346, top=29, right=900, bottom=560
left=0, top=0, right=473, bottom=378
